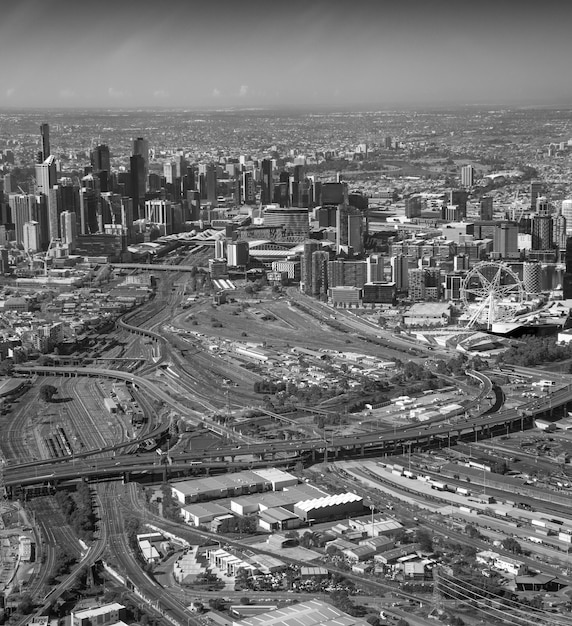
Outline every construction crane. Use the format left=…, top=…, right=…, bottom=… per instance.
left=508, top=188, right=528, bottom=223
left=43, top=238, right=60, bottom=276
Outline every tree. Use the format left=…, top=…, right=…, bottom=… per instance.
left=208, top=598, right=226, bottom=611
left=39, top=384, right=57, bottom=402
left=501, top=537, right=522, bottom=554
left=415, top=528, right=434, bottom=552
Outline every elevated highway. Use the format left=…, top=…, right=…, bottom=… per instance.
left=8, top=365, right=572, bottom=492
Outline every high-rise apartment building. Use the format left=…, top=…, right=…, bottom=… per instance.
left=60, top=211, right=77, bottom=250
left=532, top=215, right=553, bottom=250
left=562, top=199, right=572, bottom=236
left=9, top=193, right=37, bottom=246
left=493, top=223, right=519, bottom=258
left=391, top=254, right=409, bottom=292
left=366, top=254, right=384, bottom=283
left=460, top=165, right=474, bottom=187
left=301, top=240, right=320, bottom=294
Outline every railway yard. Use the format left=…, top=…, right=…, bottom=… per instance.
left=3, top=251, right=572, bottom=626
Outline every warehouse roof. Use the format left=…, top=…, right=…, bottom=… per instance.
left=235, top=599, right=371, bottom=626
left=295, top=493, right=362, bottom=512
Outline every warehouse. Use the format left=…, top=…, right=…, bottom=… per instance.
left=294, top=493, right=364, bottom=522
left=171, top=469, right=297, bottom=505
left=181, top=502, right=230, bottom=527
left=230, top=484, right=326, bottom=516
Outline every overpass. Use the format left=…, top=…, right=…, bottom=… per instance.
left=9, top=366, right=572, bottom=493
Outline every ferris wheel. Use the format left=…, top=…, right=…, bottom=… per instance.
left=460, top=261, right=525, bottom=328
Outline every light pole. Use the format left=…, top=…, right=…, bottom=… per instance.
left=369, top=504, right=375, bottom=537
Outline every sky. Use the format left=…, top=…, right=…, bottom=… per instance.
left=2, top=0, right=572, bottom=109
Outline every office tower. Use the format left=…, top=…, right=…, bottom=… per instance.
left=321, top=182, right=348, bottom=206
left=145, top=199, right=173, bottom=236
left=530, top=181, right=542, bottom=210
left=553, top=211, right=567, bottom=250
left=260, top=158, right=273, bottom=205
left=35, top=155, right=57, bottom=195
left=263, top=206, right=309, bottom=240
left=120, top=197, right=134, bottom=242
left=187, top=191, right=200, bottom=220
left=0, top=247, right=9, bottom=274
left=60, top=211, right=77, bottom=250
left=562, top=200, right=572, bottom=235
left=23, top=221, right=40, bottom=253
left=391, top=254, right=409, bottom=292
left=336, top=204, right=363, bottom=254
left=523, top=262, right=542, bottom=294
left=3, top=173, right=14, bottom=194
left=301, top=240, right=320, bottom=294
left=132, top=137, right=149, bottom=190
left=206, top=163, right=218, bottom=207
left=384, top=136, right=392, bottom=149
left=100, top=192, right=123, bottom=226
left=91, top=144, right=110, bottom=174
left=79, top=187, right=98, bottom=235
left=564, top=238, right=572, bottom=298
left=163, top=161, right=177, bottom=184
left=405, top=195, right=422, bottom=218
left=46, top=187, right=63, bottom=241
left=9, top=194, right=37, bottom=246
left=449, top=190, right=468, bottom=219
left=532, top=215, right=553, bottom=250
left=493, top=223, right=519, bottom=258
left=40, top=123, right=50, bottom=161
left=227, top=241, right=249, bottom=267
left=186, top=166, right=196, bottom=192
left=129, top=154, right=146, bottom=219
left=273, top=181, right=289, bottom=207
left=460, top=165, right=474, bottom=188
left=479, top=196, right=494, bottom=221
left=311, top=250, right=330, bottom=297
left=366, top=254, right=384, bottom=283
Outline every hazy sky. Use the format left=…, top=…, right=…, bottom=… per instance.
left=2, top=0, right=572, bottom=109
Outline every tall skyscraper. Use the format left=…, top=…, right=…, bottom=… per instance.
left=91, top=144, right=110, bottom=174
left=206, top=163, right=218, bottom=207
left=302, top=240, right=320, bottom=294
left=260, top=158, right=274, bottom=205
left=40, top=123, right=50, bottom=161
left=35, top=155, right=57, bottom=195
left=145, top=199, right=173, bottom=236
left=132, top=137, right=149, bottom=191
left=129, top=154, right=146, bottom=219
left=23, top=221, right=40, bottom=253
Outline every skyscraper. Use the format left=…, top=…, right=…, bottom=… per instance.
left=532, top=215, right=553, bottom=250
left=132, top=137, right=149, bottom=191
left=530, top=181, right=543, bottom=210
left=479, top=196, right=493, bottom=221
left=91, top=144, right=110, bottom=174
left=391, top=254, right=409, bottom=292
left=206, top=163, right=218, bottom=207
left=302, top=240, right=320, bottom=294
left=562, top=199, right=572, bottom=236
left=40, top=123, right=50, bottom=161
left=260, top=158, right=274, bottom=205
left=129, top=154, right=146, bottom=220
left=9, top=193, right=37, bottom=246
left=60, top=211, right=77, bottom=250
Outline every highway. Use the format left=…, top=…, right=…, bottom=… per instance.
left=7, top=363, right=572, bottom=491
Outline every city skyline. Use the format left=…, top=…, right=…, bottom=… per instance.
left=3, top=0, right=572, bottom=109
